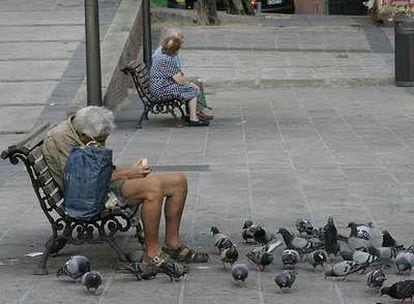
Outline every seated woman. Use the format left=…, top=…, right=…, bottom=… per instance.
left=149, top=35, right=209, bottom=127
left=152, top=28, right=213, bottom=121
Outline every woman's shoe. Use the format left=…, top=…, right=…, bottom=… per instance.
left=198, top=112, right=214, bottom=121
left=188, top=120, right=209, bottom=127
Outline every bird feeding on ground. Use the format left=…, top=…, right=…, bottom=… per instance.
left=324, top=260, right=364, bottom=279
left=281, top=249, right=300, bottom=269
left=81, top=271, right=103, bottom=293
left=246, top=239, right=283, bottom=271
left=241, top=220, right=258, bottom=243
left=395, top=247, right=414, bottom=275
left=211, top=226, right=239, bottom=268
left=380, top=280, right=414, bottom=303
left=57, top=255, right=91, bottom=280
left=231, top=263, right=249, bottom=283
left=366, top=269, right=386, bottom=289
left=308, top=250, right=328, bottom=272
left=274, top=270, right=296, bottom=293
left=295, top=218, right=315, bottom=237
left=278, top=227, right=324, bottom=256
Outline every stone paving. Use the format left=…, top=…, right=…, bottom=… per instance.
left=1, top=2, right=414, bottom=304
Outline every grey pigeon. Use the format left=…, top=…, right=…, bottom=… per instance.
left=220, top=246, right=239, bottom=269
left=278, top=228, right=324, bottom=255
left=281, top=249, right=300, bottom=269
left=295, top=218, right=314, bottom=236
left=274, top=270, right=296, bottom=293
left=246, top=239, right=283, bottom=271
left=211, top=226, right=234, bottom=252
left=348, top=222, right=373, bottom=240
left=380, top=280, right=414, bottom=302
left=395, top=248, right=414, bottom=274
left=352, top=250, right=379, bottom=270
left=346, top=222, right=372, bottom=251
left=308, top=250, right=328, bottom=271
left=81, top=271, right=103, bottom=293
left=367, top=245, right=398, bottom=263
left=231, top=263, right=249, bottom=282
left=324, top=260, right=364, bottom=279
left=366, top=269, right=386, bottom=289
left=241, top=220, right=258, bottom=243
left=57, top=255, right=91, bottom=279
left=323, top=217, right=339, bottom=256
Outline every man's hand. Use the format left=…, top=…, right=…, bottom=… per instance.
left=135, top=158, right=150, bottom=170
left=128, top=165, right=151, bottom=179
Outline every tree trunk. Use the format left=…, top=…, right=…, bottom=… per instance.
left=196, top=0, right=220, bottom=25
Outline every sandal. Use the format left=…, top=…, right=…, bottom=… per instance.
left=162, top=245, right=209, bottom=263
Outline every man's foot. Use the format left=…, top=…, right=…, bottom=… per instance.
left=162, top=245, right=209, bottom=263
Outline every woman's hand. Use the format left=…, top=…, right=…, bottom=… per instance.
left=173, top=71, right=188, bottom=85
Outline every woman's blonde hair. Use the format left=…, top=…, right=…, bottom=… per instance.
left=161, top=36, right=182, bottom=56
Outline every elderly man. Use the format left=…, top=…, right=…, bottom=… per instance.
left=42, top=106, right=208, bottom=278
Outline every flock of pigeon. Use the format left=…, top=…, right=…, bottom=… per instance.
left=211, top=217, right=414, bottom=302
left=56, top=216, right=414, bottom=301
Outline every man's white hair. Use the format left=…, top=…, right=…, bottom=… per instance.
left=72, top=106, right=115, bottom=138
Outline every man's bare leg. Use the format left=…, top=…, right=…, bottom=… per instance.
left=121, top=173, right=187, bottom=258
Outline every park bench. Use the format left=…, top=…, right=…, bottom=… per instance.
left=1, top=123, right=142, bottom=275
left=122, top=61, right=186, bottom=128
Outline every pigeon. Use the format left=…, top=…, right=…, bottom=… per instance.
left=346, top=222, right=372, bottom=251
left=57, top=255, right=91, bottom=279
left=366, top=269, right=386, bottom=289
left=381, top=230, right=400, bottom=248
left=81, top=271, right=103, bottom=293
left=278, top=228, right=324, bottom=255
left=366, top=245, right=398, bottom=263
left=274, top=270, right=296, bottom=293
left=220, top=246, right=239, bottom=269
left=395, top=248, right=414, bottom=274
left=348, top=222, right=373, bottom=240
left=324, top=260, right=365, bottom=279
left=253, top=226, right=275, bottom=245
left=246, top=239, right=283, bottom=271
left=241, top=220, right=258, bottom=243
left=323, top=217, right=339, bottom=256
left=281, top=249, right=300, bottom=269
left=380, top=280, right=414, bottom=302
left=352, top=250, right=379, bottom=272
left=231, top=263, right=249, bottom=283
left=308, top=250, right=328, bottom=271
left=295, top=218, right=315, bottom=236
left=211, top=226, right=234, bottom=252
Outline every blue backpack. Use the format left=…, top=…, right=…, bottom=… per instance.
left=63, top=144, right=113, bottom=220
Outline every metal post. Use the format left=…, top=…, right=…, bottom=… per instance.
left=85, top=0, right=102, bottom=106
left=142, top=0, right=152, bottom=66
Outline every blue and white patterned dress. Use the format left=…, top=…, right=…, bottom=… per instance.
left=149, top=51, right=199, bottom=102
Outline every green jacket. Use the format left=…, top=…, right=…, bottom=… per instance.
left=42, top=117, right=84, bottom=188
